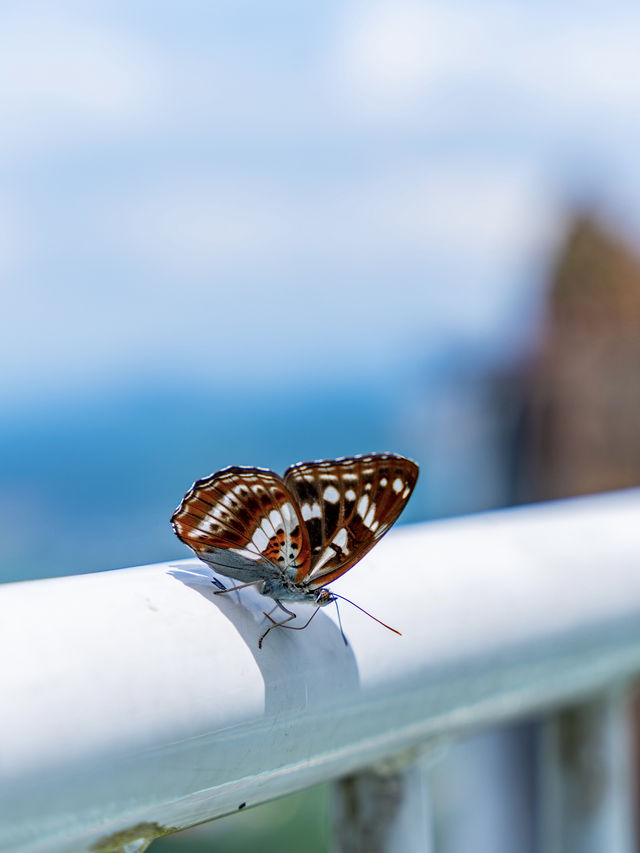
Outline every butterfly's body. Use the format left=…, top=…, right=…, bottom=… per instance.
left=198, top=546, right=330, bottom=603
left=171, top=453, right=418, bottom=646
left=261, top=577, right=331, bottom=604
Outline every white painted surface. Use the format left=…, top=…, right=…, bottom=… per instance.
left=2, top=490, right=640, bottom=852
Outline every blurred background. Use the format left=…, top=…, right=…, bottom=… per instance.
left=3, top=1, right=640, bottom=851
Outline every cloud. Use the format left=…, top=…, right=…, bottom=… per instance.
left=5, top=0, right=637, bottom=404
left=116, top=180, right=296, bottom=276
left=0, top=11, right=163, bottom=156
left=113, top=156, right=552, bottom=280
left=0, top=151, right=552, bottom=404
left=515, top=23, right=640, bottom=116
left=0, top=197, right=25, bottom=275
left=334, top=0, right=640, bottom=133
left=334, top=1, right=471, bottom=113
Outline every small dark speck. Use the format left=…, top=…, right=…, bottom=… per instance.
left=238, top=802, right=246, bottom=810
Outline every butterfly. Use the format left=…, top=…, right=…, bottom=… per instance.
left=171, top=452, right=419, bottom=647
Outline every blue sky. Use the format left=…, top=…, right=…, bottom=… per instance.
left=2, top=0, right=640, bottom=406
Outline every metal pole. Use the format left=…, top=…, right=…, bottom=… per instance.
left=539, top=689, right=636, bottom=853
left=331, top=754, right=434, bottom=853
left=427, top=725, right=536, bottom=853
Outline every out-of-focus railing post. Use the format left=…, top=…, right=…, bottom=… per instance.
left=538, top=688, right=636, bottom=853
left=426, top=725, right=537, bottom=853
left=331, top=753, right=434, bottom=853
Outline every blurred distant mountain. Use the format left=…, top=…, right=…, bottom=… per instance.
left=0, top=382, right=421, bottom=583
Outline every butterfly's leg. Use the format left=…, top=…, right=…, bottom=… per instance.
left=210, top=577, right=227, bottom=591
left=258, top=603, right=323, bottom=648
left=261, top=599, right=301, bottom=625
left=212, top=581, right=260, bottom=596
left=261, top=599, right=297, bottom=626
left=264, top=601, right=283, bottom=620
left=260, top=599, right=298, bottom=623
left=258, top=600, right=299, bottom=648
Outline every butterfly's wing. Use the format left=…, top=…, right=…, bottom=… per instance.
left=283, top=453, right=419, bottom=588
left=171, top=466, right=312, bottom=584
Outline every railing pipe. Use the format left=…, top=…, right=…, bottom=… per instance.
left=2, top=490, right=640, bottom=852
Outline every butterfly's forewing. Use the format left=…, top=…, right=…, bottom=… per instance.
left=283, top=453, right=419, bottom=588
left=171, top=466, right=312, bottom=582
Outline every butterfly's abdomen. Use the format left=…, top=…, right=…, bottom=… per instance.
left=261, top=577, right=317, bottom=603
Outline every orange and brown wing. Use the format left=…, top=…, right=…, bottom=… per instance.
left=171, top=466, right=312, bottom=581
left=283, top=453, right=418, bottom=588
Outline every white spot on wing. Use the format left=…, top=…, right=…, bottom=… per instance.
left=333, top=528, right=348, bottom=548
left=302, top=502, right=322, bottom=520
left=393, top=478, right=403, bottom=493
left=280, top=502, right=298, bottom=531
left=357, top=495, right=369, bottom=517
left=323, top=485, right=340, bottom=503
left=363, top=504, right=377, bottom=529
left=252, top=527, right=269, bottom=551
left=308, top=527, right=350, bottom=579
left=309, top=547, right=334, bottom=576
left=380, top=478, right=388, bottom=487
left=345, top=489, right=356, bottom=501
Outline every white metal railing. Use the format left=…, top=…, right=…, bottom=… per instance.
left=2, top=490, right=640, bottom=852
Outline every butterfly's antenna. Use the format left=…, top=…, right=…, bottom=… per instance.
left=333, top=598, right=349, bottom=646
left=332, top=593, right=402, bottom=636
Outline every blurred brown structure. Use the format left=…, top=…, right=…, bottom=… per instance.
left=513, top=211, right=640, bottom=849
left=517, top=212, right=640, bottom=501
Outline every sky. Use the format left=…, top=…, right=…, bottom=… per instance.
left=2, top=0, right=640, bottom=406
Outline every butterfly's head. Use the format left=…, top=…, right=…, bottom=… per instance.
left=314, top=588, right=335, bottom=607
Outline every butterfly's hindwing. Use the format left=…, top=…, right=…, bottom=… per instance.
left=284, top=453, right=419, bottom=588
left=171, top=466, right=311, bottom=583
